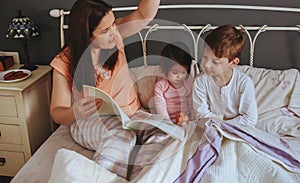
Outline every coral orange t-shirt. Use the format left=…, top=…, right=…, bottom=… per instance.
left=50, top=48, right=140, bottom=117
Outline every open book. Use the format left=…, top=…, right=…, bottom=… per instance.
left=83, top=85, right=185, bottom=141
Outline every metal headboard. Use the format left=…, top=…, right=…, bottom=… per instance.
left=50, top=4, right=300, bottom=73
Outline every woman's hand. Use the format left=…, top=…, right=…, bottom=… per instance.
left=73, top=96, right=102, bottom=120
left=116, top=0, right=160, bottom=38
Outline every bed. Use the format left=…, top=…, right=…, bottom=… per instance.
left=11, top=4, right=300, bottom=183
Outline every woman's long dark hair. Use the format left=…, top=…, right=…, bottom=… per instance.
left=61, top=0, right=118, bottom=91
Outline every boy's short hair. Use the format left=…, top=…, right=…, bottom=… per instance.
left=160, top=41, right=192, bottom=75
left=205, top=24, right=246, bottom=61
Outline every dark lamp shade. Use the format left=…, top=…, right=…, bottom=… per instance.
left=5, top=10, right=39, bottom=71
left=5, top=11, right=39, bottom=39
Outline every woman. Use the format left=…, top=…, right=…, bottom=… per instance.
left=50, top=0, right=164, bottom=180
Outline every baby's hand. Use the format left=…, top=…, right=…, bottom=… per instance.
left=175, top=112, right=189, bottom=126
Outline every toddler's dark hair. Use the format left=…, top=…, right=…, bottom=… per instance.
left=160, top=42, right=192, bottom=75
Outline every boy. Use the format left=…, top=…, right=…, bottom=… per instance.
left=193, top=24, right=258, bottom=127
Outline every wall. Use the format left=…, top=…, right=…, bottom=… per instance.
left=0, top=0, right=299, bottom=70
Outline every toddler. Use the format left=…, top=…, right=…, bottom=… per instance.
left=154, top=42, right=194, bottom=125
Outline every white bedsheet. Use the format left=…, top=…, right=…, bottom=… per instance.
left=44, top=121, right=300, bottom=183
left=11, top=125, right=93, bottom=183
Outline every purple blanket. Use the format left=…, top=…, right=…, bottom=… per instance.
left=174, top=119, right=300, bottom=183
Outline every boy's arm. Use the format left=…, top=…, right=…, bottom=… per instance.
left=116, top=0, right=160, bottom=38
left=154, top=81, right=171, bottom=120
left=225, top=78, right=258, bottom=127
left=193, top=78, right=224, bottom=120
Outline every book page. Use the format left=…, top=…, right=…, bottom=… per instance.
left=126, top=118, right=185, bottom=141
left=126, top=112, right=185, bottom=141
left=83, top=85, right=130, bottom=122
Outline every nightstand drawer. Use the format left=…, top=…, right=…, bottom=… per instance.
left=0, top=96, right=18, bottom=117
left=0, top=124, right=22, bottom=145
left=0, top=150, right=25, bottom=176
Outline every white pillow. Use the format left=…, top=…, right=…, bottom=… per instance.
left=48, top=148, right=128, bottom=183
left=236, top=65, right=300, bottom=116
left=130, top=65, right=163, bottom=110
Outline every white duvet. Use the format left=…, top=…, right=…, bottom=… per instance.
left=48, top=66, right=300, bottom=183
left=48, top=120, right=300, bottom=183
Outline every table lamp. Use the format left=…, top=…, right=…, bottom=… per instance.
left=5, top=10, right=39, bottom=71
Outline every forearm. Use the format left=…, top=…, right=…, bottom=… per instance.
left=196, top=110, right=223, bottom=120
left=156, top=107, right=171, bottom=120
left=193, top=91, right=223, bottom=120
left=228, top=79, right=258, bottom=127
left=51, top=106, right=76, bottom=126
left=137, top=0, right=160, bottom=20
left=116, top=0, right=160, bottom=38
left=225, top=115, right=257, bottom=127
left=154, top=81, right=170, bottom=120
left=154, top=98, right=171, bottom=120
left=193, top=78, right=224, bottom=120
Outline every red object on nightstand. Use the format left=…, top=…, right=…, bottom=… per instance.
left=0, top=56, right=15, bottom=71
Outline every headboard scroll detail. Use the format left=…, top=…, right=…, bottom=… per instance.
left=49, top=4, right=300, bottom=68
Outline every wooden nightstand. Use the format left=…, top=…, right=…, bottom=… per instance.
left=0, top=65, right=53, bottom=176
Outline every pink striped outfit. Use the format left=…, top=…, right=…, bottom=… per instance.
left=154, top=78, right=195, bottom=123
